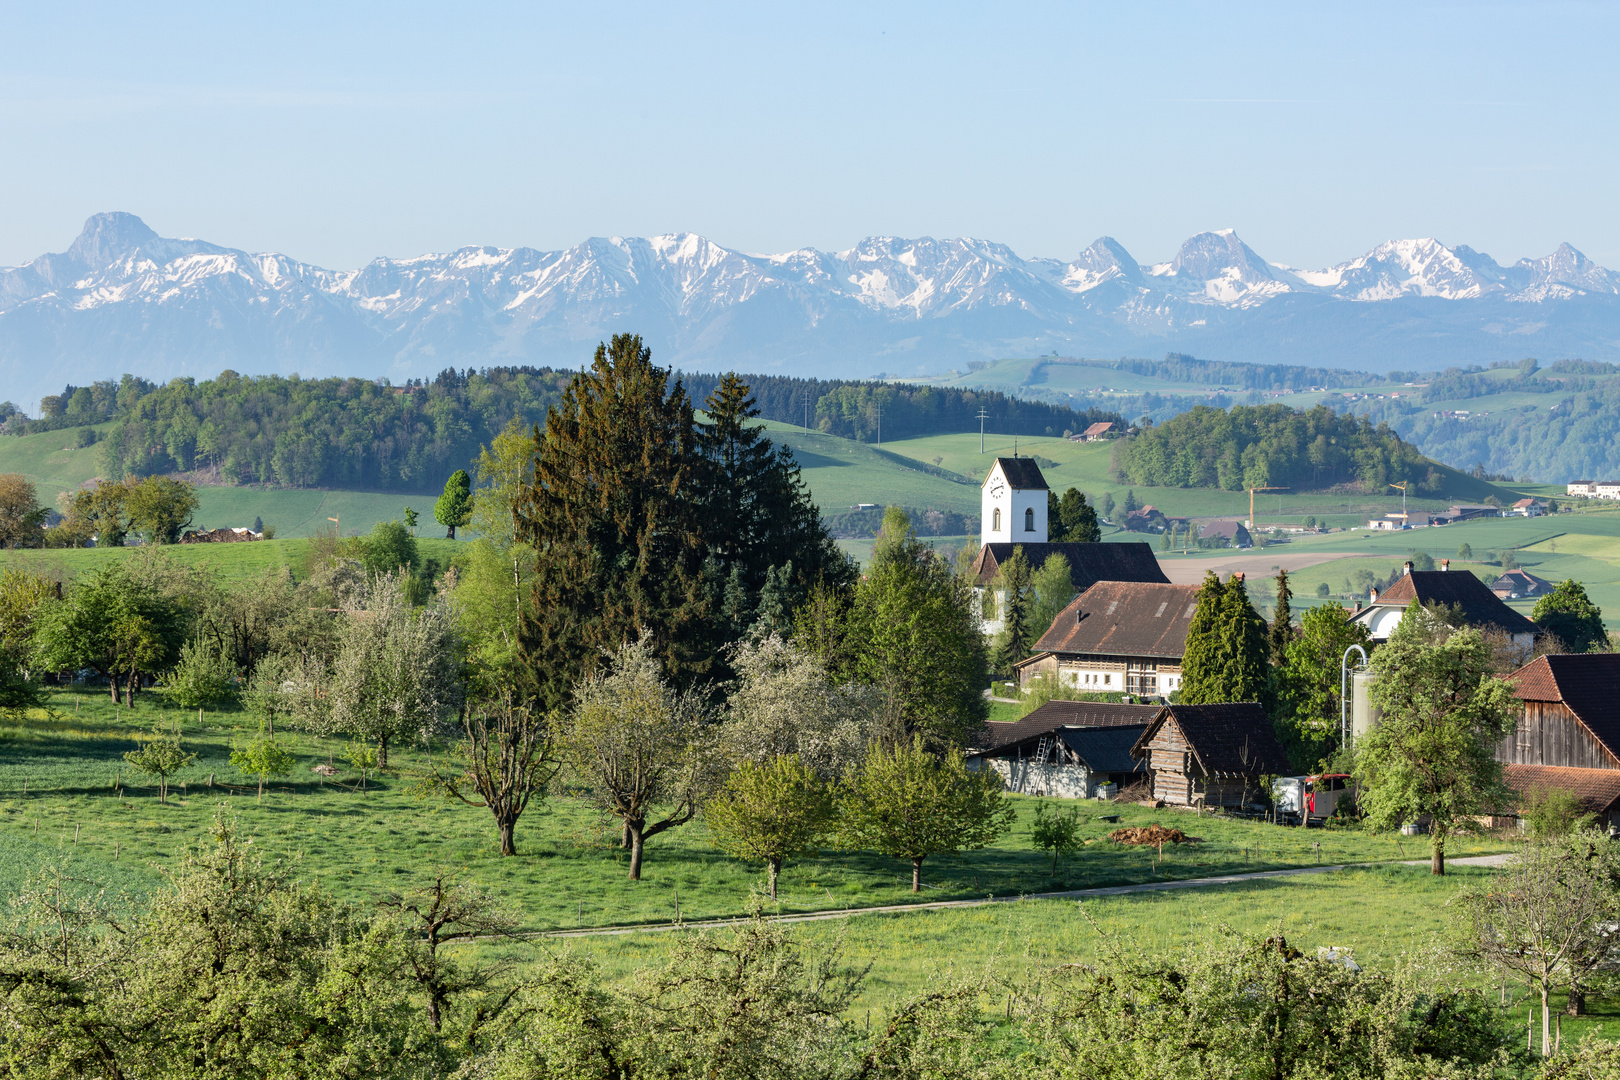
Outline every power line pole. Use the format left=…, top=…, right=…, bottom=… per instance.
left=977, top=407, right=988, bottom=453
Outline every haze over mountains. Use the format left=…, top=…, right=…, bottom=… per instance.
left=5, top=212, right=1620, bottom=408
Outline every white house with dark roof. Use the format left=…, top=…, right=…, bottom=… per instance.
left=981, top=456, right=1049, bottom=544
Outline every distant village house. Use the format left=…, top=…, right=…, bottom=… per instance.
left=1014, top=580, right=1200, bottom=697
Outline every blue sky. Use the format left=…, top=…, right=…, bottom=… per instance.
left=1, top=2, right=1616, bottom=270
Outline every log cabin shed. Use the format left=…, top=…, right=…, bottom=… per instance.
left=1130, top=703, right=1291, bottom=808
left=966, top=700, right=1161, bottom=799
left=1500, top=653, right=1620, bottom=771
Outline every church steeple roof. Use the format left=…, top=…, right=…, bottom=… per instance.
left=987, top=456, right=1049, bottom=490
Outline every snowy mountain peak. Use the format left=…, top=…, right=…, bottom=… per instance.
left=6, top=214, right=1620, bottom=409
left=65, top=212, right=159, bottom=266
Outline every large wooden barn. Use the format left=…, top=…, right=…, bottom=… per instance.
left=966, top=700, right=1160, bottom=798
left=1500, top=654, right=1620, bottom=771
left=1130, top=703, right=1291, bottom=809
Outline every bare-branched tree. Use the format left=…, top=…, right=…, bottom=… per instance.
left=428, top=689, right=558, bottom=856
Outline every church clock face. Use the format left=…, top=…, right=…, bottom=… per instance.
left=990, top=482, right=1005, bottom=498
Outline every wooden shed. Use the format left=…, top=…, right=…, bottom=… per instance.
left=966, top=701, right=1161, bottom=799
left=1130, top=703, right=1291, bottom=809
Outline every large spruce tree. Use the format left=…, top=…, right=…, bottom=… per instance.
left=516, top=335, right=713, bottom=706
left=1178, top=571, right=1270, bottom=705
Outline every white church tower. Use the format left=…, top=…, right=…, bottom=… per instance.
left=981, top=457, right=1049, bottom=545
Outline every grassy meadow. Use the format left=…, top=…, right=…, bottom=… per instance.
left=0, top=536, right=464, bottom=583
left=0, top=685, right=1513, bottom=933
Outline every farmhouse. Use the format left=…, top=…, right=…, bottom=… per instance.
left=1508, top=498, right=1548, bottom=517
left=1598, top=481, right=1620, bottom=499
left=1071, top=421, right=1116, bottom=442
left=1491, top=568, right=1553, bottom=599
left=1199, top=520, right=1252, bottom=549
left=1348, top=563, right=1539, bottom=647
left=1499, top=653, right=1620, bottom=771
left=1130, top=703, right=1292, bottom=808
left=1123, top=505, right=1169, bottom=533
left=1567, top=480, right=1596, bottom=498
left=969, top=455, right=1167, bottom=632
left=1013, top=580, right=1200, bottom=697
left=967, top=700, right=1160, bottom=798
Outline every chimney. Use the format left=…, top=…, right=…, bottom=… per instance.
left=1403, top=561, right=1413, bottom=576
left=1441, top=559, right=1450, bottom=571
left=1370, top=586, right=1379, bottom=604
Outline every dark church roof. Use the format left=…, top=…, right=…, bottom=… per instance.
left=1028, top=581, right=1201, bottom=659
left=971, top=541, right=1169, bottom=590
left=989, top=456, right=1049, bottom=490
left=1131, top=703, right=1292, bottom=777
left=1509, top=653, right=1620, bottom=764
left=1371, top=569, right=1539, bottom=637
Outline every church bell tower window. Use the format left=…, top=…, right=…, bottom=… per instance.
left=992, top=508, right=1001, bottom=532
left=1025, top=507, right=1035, bottom=532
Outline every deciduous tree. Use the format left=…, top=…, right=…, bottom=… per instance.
left=722, top=634, right=876, bottom=781
left=1533, top=579, right=1607, bottom=653
left=0, top=474, right=46, bottom=548
left=704, top=754, right=834, bottom=898
left=123, top=723, right=196, bottom=803
left=435, top=469, right=474, bottom=539
left=560, top=636, right=722, bottom=880
left=229, top=732, right=295, bottom=799
left=427, top=690, right=557, bottom=856
left=1273, top=602, right=1370, bottom=769
left=1357, top=605, right=1519, bottom=874
left=838, top=735, right=1014, bottom=892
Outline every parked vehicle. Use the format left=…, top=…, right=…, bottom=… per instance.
left=1270, top=773, right=1357, bottom=826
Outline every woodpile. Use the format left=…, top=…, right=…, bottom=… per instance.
left=1108, top=824, right=1201, bottom=845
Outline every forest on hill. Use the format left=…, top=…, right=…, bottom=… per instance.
left=0, top=367, right=1123, bottom=493
left=1118, top=403, right=1438, bottom=493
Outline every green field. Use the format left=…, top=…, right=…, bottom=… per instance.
left=0, top=536, right=464, bottom=582
left=0, top=686, right=1512, bottom=932
left=546, top=863, right=1618, bottom=1025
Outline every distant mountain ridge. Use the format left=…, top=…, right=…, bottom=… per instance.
left=6, top=212, right=1620, bottom=407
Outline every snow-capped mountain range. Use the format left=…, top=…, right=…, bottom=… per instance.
left=5, top=212, right=1620, bottom=407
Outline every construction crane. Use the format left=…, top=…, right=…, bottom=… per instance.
left=1248, top=486, right=1286, bottom=529
left=1388, top=482, right=1409, bottom=528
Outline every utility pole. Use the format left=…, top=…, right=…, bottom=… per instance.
left=327, top=514, right=339, bottom=537
left=977, top=407, right=989, bottom=453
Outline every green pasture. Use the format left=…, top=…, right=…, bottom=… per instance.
left=537, top=863, right=1620, bottom=1032
left=191, top=486, right=444, bottom=539
left=0, top=687, right=1512, bottom=934
left=0, top=536, right=464, bottom=583
left=0, top=423, right=113, bottom=496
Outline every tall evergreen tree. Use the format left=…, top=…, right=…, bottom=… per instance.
left=1179, top=572, right=1270, bottom=705
left=697, top=373, right=854, bottom=620
left=434, top=470, right=473, bottom=540
left=1046, top=487, right=1100, bottom=543
left=1269, top=568, right=1293, bottom=665
left=516, top=335, right=712, bottom=706
left=992, top=546, right=1033, bottom=677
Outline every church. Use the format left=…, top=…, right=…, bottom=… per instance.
left=967, top=455, right=1168, bottom=635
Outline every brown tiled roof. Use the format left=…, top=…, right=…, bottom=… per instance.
left=971, top=700, right=1164, bottom=751
left=971, top=541, right=1169, bottom=590
left=989, top=456, right=1049, bottom=490
left=1131, top=703, right=1292, bottom=776
left=1374, top=569, right=1539, bottom=636
left=1029, top=581, right=1201, bottom=659
left=1081, top=421, right=1115, bottom=437
left=1200, top=521, right=1250, bottom=540
left=1502, top=763, right=1620, bottom=815
left=1508, top=654, right=1620, bottom=759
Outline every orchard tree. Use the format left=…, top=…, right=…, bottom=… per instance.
left=428, top=689, right=557, bottom=856
left=161, top=637, right=238, bottom=711
left=838, top=735, right=1014, bottom=891
left=1533, top=579, right=1607, bottom=653
left=560, top=636, right=722, bottom=880
left=722, top=634, right=877, bottom=781
left=1357, top=605, right=1519, bottom=874
left=377, top=877, right=521, bottom=1034
left=704, top=754, right=834, bottom=898
left=123, top=724, right=196, bottom=803
left=315, top=572, right=462, bottom=766
left=35, top=564, right=183, bottom=703
left=229, top=732, right=296, bottom=799
left=435, top=469, right=473, bottom=539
